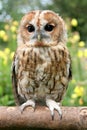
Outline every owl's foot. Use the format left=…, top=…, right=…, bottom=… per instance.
left=20, top=99, right=35, bottom=113
left=46, top=99, right=62, bottom=120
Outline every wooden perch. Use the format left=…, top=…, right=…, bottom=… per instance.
left=0, top=106, right=87, bottom=130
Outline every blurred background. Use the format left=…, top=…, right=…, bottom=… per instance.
left=0, top=0, right=87, bottom=106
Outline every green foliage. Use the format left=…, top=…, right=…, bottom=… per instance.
left=0, top=19, right=18, bottom=106
left=48, top=0, right=87, bottom=42
left=62, top=19, right=87, bottom=106
left=0, top=48, right=14, bottom=106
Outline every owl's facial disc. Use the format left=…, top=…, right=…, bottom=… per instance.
left=18, top=10, right=66, bottom=47
left=26, top=23, right=55, bottom=46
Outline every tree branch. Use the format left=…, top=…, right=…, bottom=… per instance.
left=0, top=106, right=87, bottom=130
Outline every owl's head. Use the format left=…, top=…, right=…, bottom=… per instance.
left=17, top=10, right=67, bottom=47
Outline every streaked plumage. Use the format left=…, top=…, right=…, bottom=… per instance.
left=12, top=10, right=72, bottom=119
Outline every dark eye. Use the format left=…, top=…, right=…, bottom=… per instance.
left=44, top=24, right=54, bottom=32
left=27, top=25, right=35, bottom=32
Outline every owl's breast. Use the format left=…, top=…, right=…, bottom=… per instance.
left=16, top=45, right=70, bottom=102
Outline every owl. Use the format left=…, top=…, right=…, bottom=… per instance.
left=12, top=10, right=72, bottom=120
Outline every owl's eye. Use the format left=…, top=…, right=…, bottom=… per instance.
left=27, top=25, right=35, bottom=32
left=44, top=24, right=54, bottom=32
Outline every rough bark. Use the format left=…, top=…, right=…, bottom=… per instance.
left=0, top=106, right=87, bottom=130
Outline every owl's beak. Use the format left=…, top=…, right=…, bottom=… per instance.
left=37, top=34, right=42, bottom=41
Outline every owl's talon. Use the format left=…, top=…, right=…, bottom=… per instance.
left=20, top=99, right=35, bottom=113
left=52, top=114, right=54, bottom=120
left=46, top=99, right=62, bottom=120
left=60, top=113, right=62, bottom=120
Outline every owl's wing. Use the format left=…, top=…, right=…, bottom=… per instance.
left=12, top=53, right=26, bottom=105
left=68, top=55, right=72, bottom=80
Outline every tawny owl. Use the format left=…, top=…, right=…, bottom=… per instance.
left=12, top=10, right=72, bottom=120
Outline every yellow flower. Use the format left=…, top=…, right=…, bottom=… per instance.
left=3, top=57, right=7, bottom=65
left=0, top=51, right=4, bottom=58
left=10, top=26, right=17, bottom=32
left=0, top=48, right=11, bottom=65
left=71, top=93, right=78, bottom=99
left=84, top=49, right=87, bottom=57
left=78, top=41, right=85, bottom=47
left=12, top=21, right=19, bottom=26
left=4, top=48, right=10, bottom=55
left=73, top=34, right=80, bottom=42
left=10, top=52, right=14, bottom=59
left=0, top=30, right=6, bottom=38
left=79, top=98, right=84, bottom=105
left=3, top=34, right=8, bottom=42
left=74, top=86, right=84, bottom=97
left=77, top=50, right=83, bottom=58
left=71, top=18, right=78, bottom=27
left=4, top=24, right=9, bottom=30
left=0, top=51, right=5, bottom=59
left=0, top=50, right=7, bottom=65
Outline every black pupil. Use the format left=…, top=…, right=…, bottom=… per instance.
left=45, top=24, right=54, bottom=32
left=27, top=25, right=35, bottom=32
